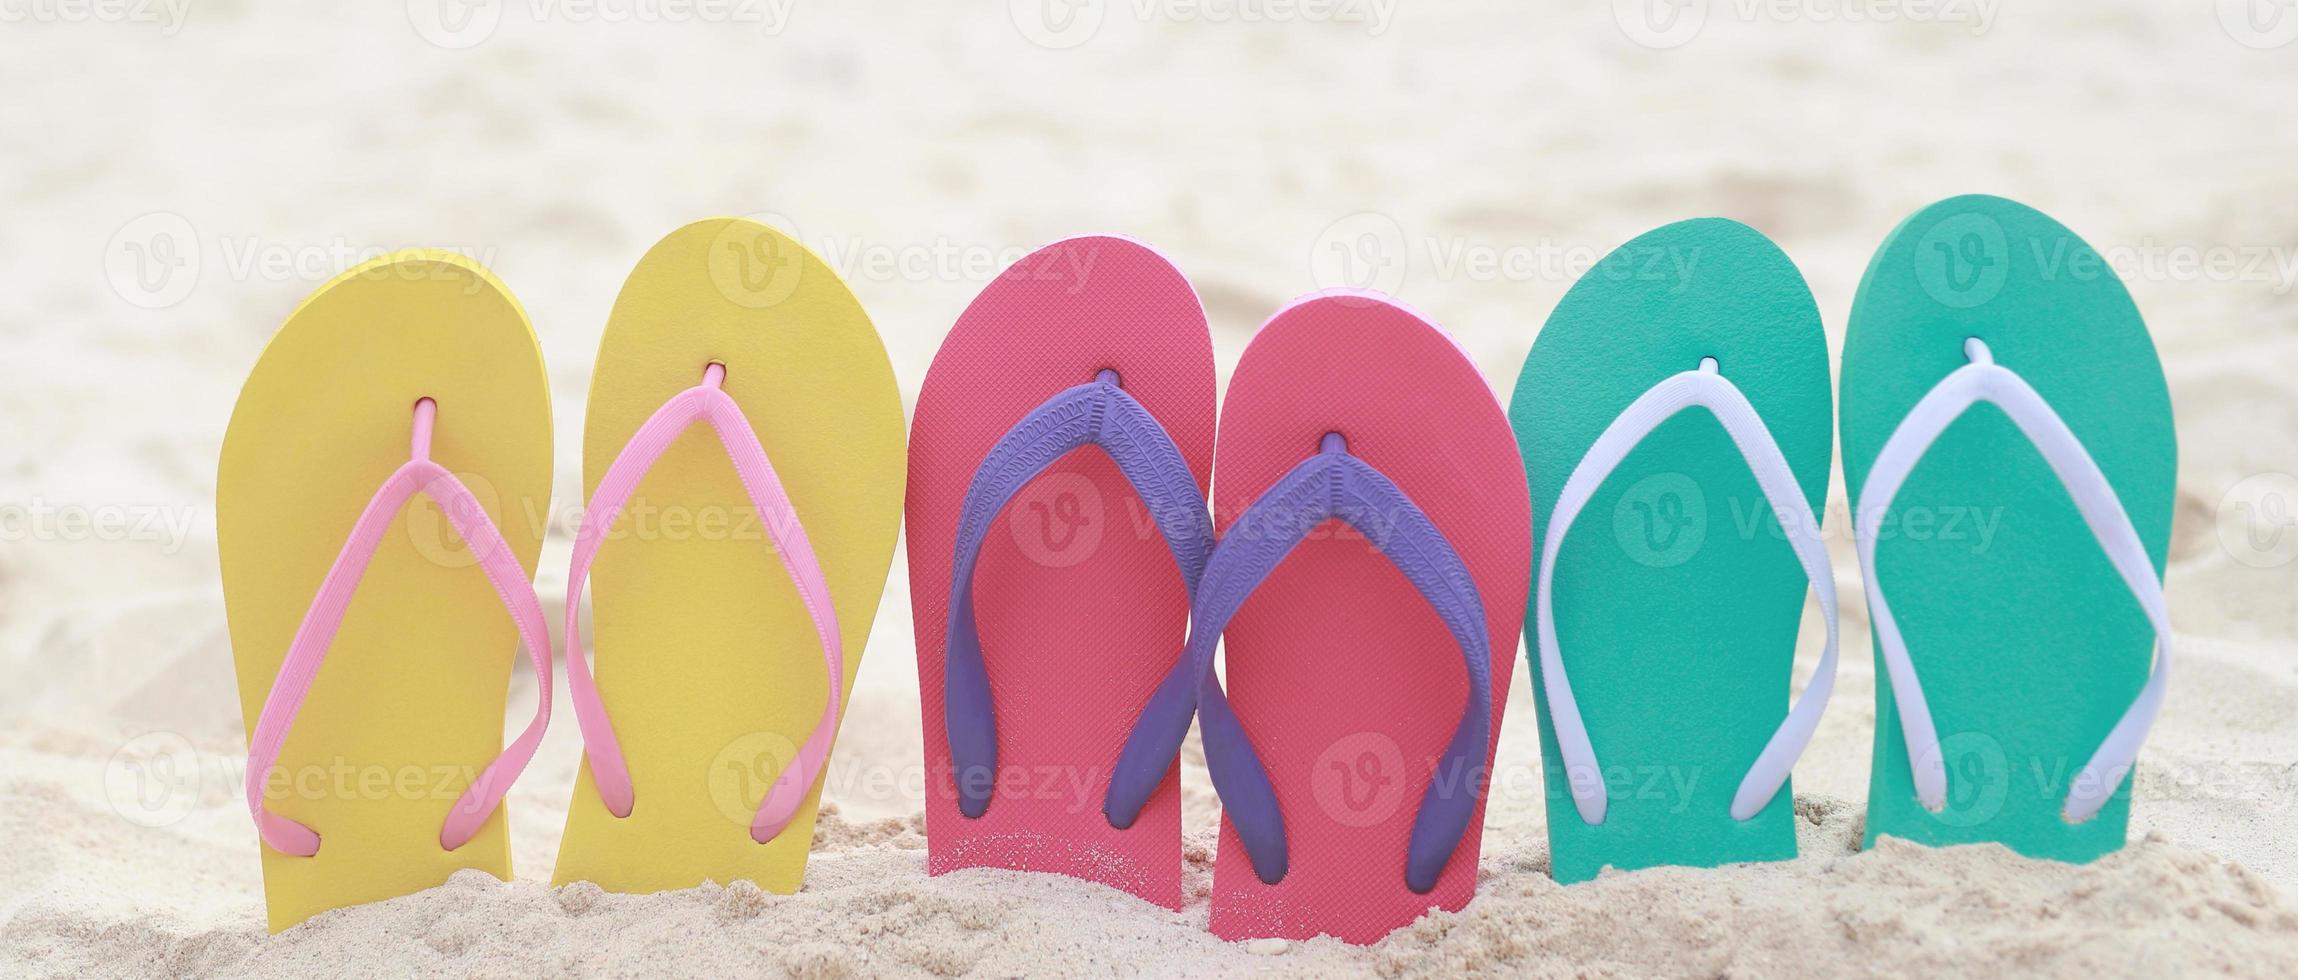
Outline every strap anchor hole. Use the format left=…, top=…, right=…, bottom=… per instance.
left=410, top=397, right=438, bottom=462
left=1963, top=337, right=1993, bottom=365
left=1094, top=367, right=1121, bottom=387
left=1319, top=431, right=1348, bottom=456
left=1699, top=356, right=1719, bottom=375
left=703, top=361, right=728, bottom=389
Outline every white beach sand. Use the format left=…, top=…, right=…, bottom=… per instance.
left=4, top=1, right=2298, bottom=975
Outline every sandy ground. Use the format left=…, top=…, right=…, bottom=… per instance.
left=5, top=1, right=2298, bottom=976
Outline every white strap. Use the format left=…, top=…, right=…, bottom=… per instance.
left=1537, top=359, right=1840, bottom=826
left=1854, top=338, right=2169, bottom=823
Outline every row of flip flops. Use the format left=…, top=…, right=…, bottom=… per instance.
left=223, top=194, right=2172, bottom=942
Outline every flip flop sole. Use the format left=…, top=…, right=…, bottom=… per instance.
left=1845, top=195, right=2175, bottom=860
left=1511, top=219, right=1832, bottom=883
left=220, top=251, right=552, bottom=931
left=1209, top=291, right=1528, bottom=943
left=907, top=236, right=1213, bottom=909
left=552, top=218, right=905, bottom=893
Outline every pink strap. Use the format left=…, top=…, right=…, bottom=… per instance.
left=564, top=363, right=844, bottom=845
left=243, top=398, right=555, bottom=856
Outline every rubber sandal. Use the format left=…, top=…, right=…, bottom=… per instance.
left=1511, top=218, right=1839, bottom=883
left=1113, top=290, right=1529, bottom=943
left=219, top=251, right=555, bottom=931
left=551, top=218, right=906, bottom=893
left=907, top=235, right=1215, bottom=909
left=1845, top=195, right=2175, bottom=860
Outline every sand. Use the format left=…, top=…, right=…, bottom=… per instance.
left=16, top=802, right=2298, bottom=977
left=5, top=0, right=2298, bottom=976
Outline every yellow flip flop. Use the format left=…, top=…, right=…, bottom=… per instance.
left=552, top=218, right=906, bottom=893
left=219, top=251, right=555, bottom=932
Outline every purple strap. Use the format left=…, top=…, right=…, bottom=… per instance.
left=1107, top=433, right=1493, bottom=894
left=945, top=371, right=1212, bottom=819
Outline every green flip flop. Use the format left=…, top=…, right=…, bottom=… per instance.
left=1512, top=218, right=1839, bottom=884
left=1844, top=195, right=2176, bottom=862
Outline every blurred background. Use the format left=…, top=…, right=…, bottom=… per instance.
left=3, top=0, right=2296, bottom=936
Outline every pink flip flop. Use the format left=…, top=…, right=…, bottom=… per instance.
left=1111, top=290, right=1529, bottom=942
left=907, top=235, right=1215, bottom=908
